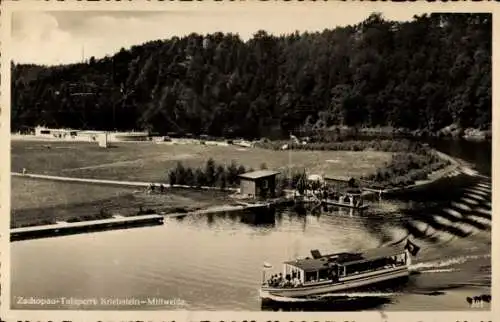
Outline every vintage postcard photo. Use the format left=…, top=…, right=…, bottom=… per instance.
left=0, top=1, right=496, bottom=321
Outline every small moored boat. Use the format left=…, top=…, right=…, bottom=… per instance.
left=260, top=239, right=420, bottom=299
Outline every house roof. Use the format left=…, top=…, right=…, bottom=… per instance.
left=238, top=170, right=280, bottom=180
left=284, top=245, right=405, bottom=271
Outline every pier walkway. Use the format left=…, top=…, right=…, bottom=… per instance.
left=11, top=214, right=165, bottom=241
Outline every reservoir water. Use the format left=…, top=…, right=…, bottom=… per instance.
left=11, top=140, right=492, bottom=311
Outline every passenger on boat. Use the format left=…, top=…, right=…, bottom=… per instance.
left=267, top=273, right=285, bottom=287
left=292, top=276, right=301, bottom=287
left=330, top=269, right=338, bottom=282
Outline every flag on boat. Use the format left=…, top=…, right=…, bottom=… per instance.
left=263, top=262, right=273, bottom=269
left=405, top=239, right=421, bottom=256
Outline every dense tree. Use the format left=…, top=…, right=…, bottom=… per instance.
left=11, top=13, right=491, bottom=136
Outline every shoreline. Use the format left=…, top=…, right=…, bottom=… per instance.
left=11, top=140, right=478, bottom=229
left=297, top=126, right=492, bottom=142
left=11, top=147, right=463, bottom=229
left=11, top=174, right=290, bottom=229
left=361, top=148, right=470, bottom=197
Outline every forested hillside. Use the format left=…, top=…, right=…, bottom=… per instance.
left=11, top=13, right=491, bottom=138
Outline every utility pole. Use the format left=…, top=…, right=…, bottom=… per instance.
left=112, top=57, right=116, bottom=130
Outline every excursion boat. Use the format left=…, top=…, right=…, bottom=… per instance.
left=260, top=239, right=420, bottom=299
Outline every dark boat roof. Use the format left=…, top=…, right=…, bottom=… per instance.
left=284, top=245, right=406, bottom=271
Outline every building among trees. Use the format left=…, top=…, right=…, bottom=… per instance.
left=238, top=170, right=280, bottom=199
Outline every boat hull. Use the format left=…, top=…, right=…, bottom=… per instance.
left=260, top=266, right=409, bottom=299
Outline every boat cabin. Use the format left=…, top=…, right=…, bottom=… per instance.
left=266, top=245, right=408, bottom=288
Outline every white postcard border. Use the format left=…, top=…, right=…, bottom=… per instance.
left=1, top=1, right=498, bottom=321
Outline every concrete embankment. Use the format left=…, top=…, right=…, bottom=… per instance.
left=11, top=214, right=165, bottom=241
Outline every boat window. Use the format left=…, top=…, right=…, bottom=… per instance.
left=345, top=255, right=406, bottom=276
left=339, top=266, right=346, bottom=277
left=305, top=271, right=317, bottom=282
left=318, top=269, right=329, bottom=280
left=347, top=260, right=381, bottom=275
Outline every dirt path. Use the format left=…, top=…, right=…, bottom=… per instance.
left=61, top=153, right=196, bottom=172
left=11, top=172, right=239, bottom=192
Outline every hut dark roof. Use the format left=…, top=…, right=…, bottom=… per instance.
left=238, top=170, right=280, bottom=180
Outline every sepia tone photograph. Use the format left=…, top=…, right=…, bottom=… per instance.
left=1, top=1, right=494, bottom=320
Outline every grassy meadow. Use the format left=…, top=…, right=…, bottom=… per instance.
left=11, top=176, right=233, bottom=228
left=10, top=140, right=392, bottom=227
left=11, top=140, right=392, bottom=181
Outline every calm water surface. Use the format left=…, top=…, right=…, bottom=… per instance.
left=11, top=140, right=492, bottom=311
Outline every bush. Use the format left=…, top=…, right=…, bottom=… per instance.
left=237, top=165, right=246, bottom=175
left=194, top=168, right=206, bottom=187
left=11, top=219, right=57, bottom=228
left=66, top=211, right=113, bottom=223
left=168, top=170, right=177, bottom=185
left=226, top=161, right=239, bottom=186
left=205, top=158, right=217, bottom=186
left=362, top=151, right=449, bottom=189
left=137, top=207, right=156, bottom=215
left=254, top=139, right=428, bottom=154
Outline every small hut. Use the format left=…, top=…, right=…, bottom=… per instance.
left=98, top=132, right=109, bottom=148
left=238, top=170, right=280, bottom=199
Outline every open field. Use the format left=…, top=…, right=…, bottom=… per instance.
left=11, top=140, right=392, bottom=228
left=11, top=176, right=233, bottom=228
left=11, top=140, right=392, bottom=182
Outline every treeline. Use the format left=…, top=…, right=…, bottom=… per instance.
left=12, top=13, right=491, bottom=138
left=168, top=158, right=252, bottom=190
left=168, top=158, right=308, bottom=196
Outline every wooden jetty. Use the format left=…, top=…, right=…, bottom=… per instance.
left=321, top=199, right=369, bottom=210
left=11, top=214, right=164, bottom=241
left=234, top=201, right=273, bottom=209
left=298, top=195, right=369, bottom=210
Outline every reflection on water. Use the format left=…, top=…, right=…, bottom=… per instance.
left=429, top=139, right=492, bottom=177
